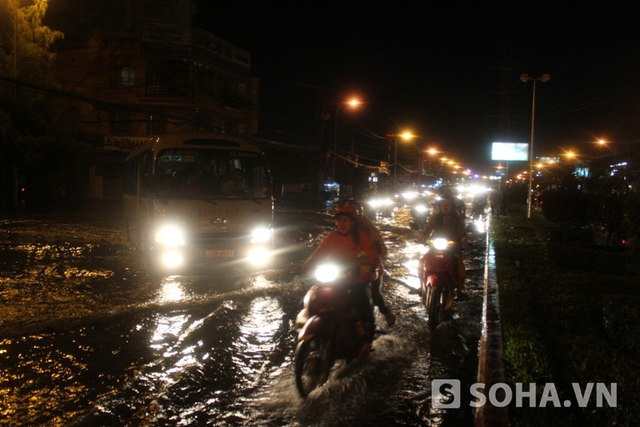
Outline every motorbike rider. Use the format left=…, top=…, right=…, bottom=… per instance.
left=337, top=198, right=396, bottom=327
left=301, top=203, right=380, bottom=358
left=438, top=186, right=466, bottom=218
left=419, top=196, right=469, bottom=300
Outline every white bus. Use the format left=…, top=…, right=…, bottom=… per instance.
left=123, top=132, right=274, bottom=272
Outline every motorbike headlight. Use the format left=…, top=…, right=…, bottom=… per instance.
left=432, top=238, right=450, bottom=251
left=155, top=224, right=185, bottom=247
left=368, top=197, right=393, bottom=209
left=414, top=204, right=428, bottom=214
left=250, top=226, right=272, bottom=244
left=314, top=264, right=340, bottom=283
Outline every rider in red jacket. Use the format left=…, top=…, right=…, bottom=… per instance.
left=337, top=198, right=396, bottom=327
left=420, top=197, right=469, bottom=300
left=302, top=202, right=380, bottom=357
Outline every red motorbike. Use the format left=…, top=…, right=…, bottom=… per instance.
left=294, top=262, right=375, bottom=398
left=419, top=236, right=459, bottom=331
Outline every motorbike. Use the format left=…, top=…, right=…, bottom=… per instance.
left=409, top=195, right=433, bottom=231
left=468, top=197, right=489, bottom=234
left=419, top=236, right=460, bottom=331
left=294, top=262, right=376, bottom=398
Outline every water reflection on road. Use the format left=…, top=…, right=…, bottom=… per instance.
left=0, top=203, right=487, bottom=426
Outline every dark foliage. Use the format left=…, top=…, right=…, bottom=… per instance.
left=540, top=189, right=593, bottom=226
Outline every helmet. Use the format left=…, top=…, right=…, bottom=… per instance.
left=334, top=203, right=359, bottom=220
left=337, top=198, right=363, bottom=217
left=438, top=186, right=457, bottom=200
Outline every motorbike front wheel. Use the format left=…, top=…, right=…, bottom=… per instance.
left=294, top=337, right=332, bottom=398
left=426, top=285, right=445, bottom=331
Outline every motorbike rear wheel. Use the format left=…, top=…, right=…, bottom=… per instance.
left=426, top=285, right=444, bottom=331
left=294, top=337, right=332, bottom=398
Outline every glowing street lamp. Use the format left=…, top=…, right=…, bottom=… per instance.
left=391, top=131, right=414, bottom=187
left=331, top=98, right=361, bottom=182
left=595, top=138, right=620, bottom=157
left=521, top=73, right=551, bottom=219
left=418, top=147, right=439, bottom=185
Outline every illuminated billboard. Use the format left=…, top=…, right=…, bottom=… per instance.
left=491, top=142, right=529, bottom=161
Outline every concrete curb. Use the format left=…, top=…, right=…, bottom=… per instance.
left=474, top=218, right=509, bottom=426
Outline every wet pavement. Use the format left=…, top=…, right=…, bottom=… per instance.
left=0, top=199, right=488, bottom=426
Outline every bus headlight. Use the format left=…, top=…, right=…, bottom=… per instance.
left=248, top=246, right=271, bottom=266
left=250, top=226, right=272, bottom=244
left=161, top=250, right=184, bottom=268
left=155, top=224, right=185, bottom=247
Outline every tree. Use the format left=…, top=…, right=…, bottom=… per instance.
left=0, top=0, right=63, bottom=84
left=0, top=0, right=66, bottom=213
left=541, top=188, right=593, bottom=243
left=588, top=176, right=631, bottom=247
left=624, top=189, right=640, bottom=257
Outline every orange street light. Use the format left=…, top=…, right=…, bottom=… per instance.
left=332, top=97, right=361, bottom=182
left=387, top=131, right=414, bottom=187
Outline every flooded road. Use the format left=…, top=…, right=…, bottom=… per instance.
left=0, top=200, right=487, bottom=426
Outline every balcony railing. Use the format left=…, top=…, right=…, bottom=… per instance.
left=141, top=25, right=250, bottom=70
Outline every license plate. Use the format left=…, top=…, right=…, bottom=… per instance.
left=206, top=249, right=234, bottom=257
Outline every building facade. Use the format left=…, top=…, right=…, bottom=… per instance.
left=46, top=0, right=258, bottom=197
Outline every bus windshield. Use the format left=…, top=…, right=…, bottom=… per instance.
left=154, top=148, right=270, bottom=199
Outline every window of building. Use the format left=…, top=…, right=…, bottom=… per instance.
left=121, top=67, right=136, bottom=87
left=111, top=110, right=131, bottom=134
left=147, top=115, right=167, bottom=136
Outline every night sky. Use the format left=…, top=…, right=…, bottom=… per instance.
left=193, top=1, right=640, bottom=174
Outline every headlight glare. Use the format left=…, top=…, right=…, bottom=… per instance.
left=432, top=238, right=450, bottom=251
left=315, top=264, right=340, bottom=283
left=251, top=226, right=272, bottom=244
left=161, top=250, right=184, bottom=268
left=248, top=247, right=271, bottom=266
left=155, top=224, right=185, bottom=246
left=367, top=197, right=393, bottom=209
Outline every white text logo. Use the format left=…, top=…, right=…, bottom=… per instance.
left=432, top=380, right=617, bottom=409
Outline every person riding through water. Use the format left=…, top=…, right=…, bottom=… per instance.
left=419, top=196, right=469, bottom=300
left=336, top=198, right=396, bottom=327
left=301, top=203, right=380, bottom=358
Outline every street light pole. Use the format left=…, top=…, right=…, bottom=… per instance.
left=331, top=104, right=342, bottom=183
left=391, top=131, right=413, bottom=187
left=520, top=73, right=550, bottom=219
left=394, top=137, right=399, bottom=187
left=331, top=98, right=361, bottom=183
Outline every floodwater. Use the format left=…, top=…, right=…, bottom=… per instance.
left=0, top=199, right=488, bottom=426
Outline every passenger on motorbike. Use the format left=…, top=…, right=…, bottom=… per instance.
left=301, top=203, right=380, bottom=358
left=337, top=198, right=396, bottom=327
left=419, top=197, right=469, bottom=300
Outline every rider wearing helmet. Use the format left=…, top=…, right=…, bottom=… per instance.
left=301, top=202, right=380, bottom=358
left=420, top=196, right=469, bottom=300
left=438, top=186, right=466, bottom=218
left=337, top=198, right=396, bottom=327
